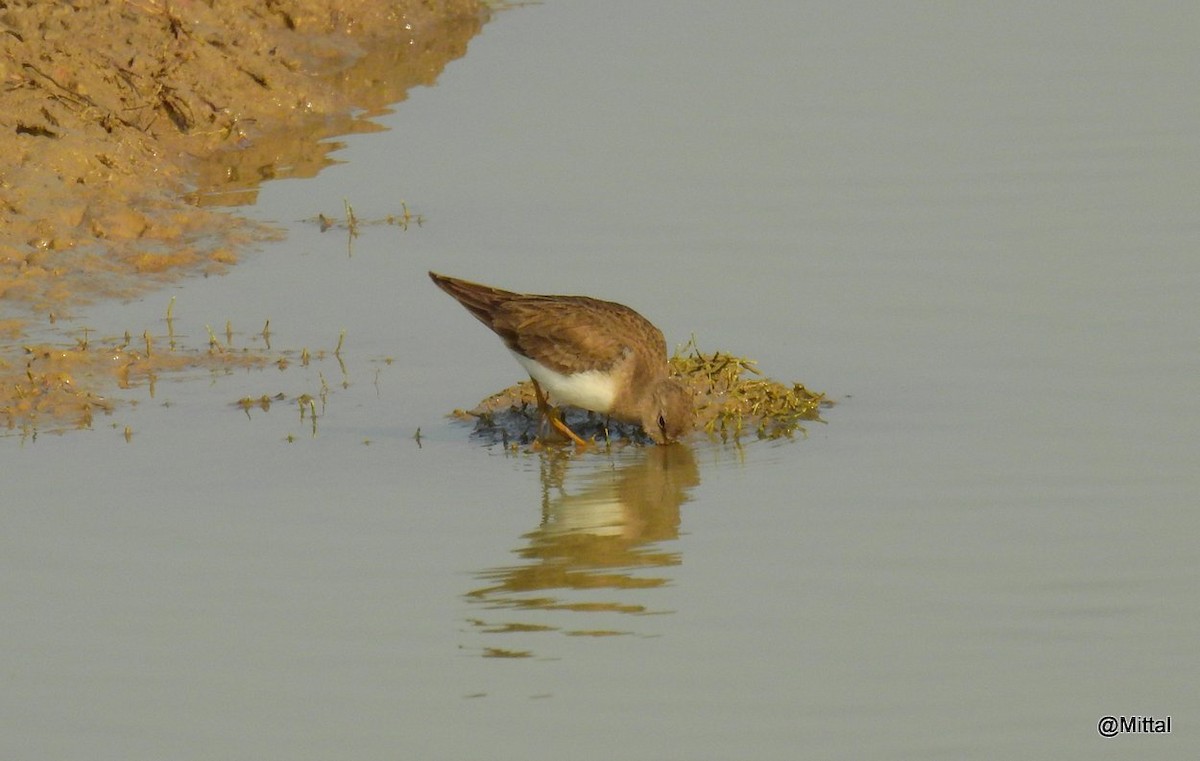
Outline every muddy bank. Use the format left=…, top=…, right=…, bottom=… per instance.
left=0, top=0, right=485, bottom=433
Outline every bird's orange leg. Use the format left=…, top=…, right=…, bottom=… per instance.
left=530, top=379, right=590, bottom=448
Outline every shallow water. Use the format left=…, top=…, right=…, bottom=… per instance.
left=4, top=2, right=1198, bottom=759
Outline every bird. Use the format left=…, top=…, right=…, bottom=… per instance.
left=429, top=271, right=693, bottom=446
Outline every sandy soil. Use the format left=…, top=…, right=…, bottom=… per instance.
left=0, top=0, right=483, bottom=433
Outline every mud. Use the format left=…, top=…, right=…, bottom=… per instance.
left=0, top=0, right=484, bottom=433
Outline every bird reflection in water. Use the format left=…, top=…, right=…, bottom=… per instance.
left=466, top=444, right=699, bottom=657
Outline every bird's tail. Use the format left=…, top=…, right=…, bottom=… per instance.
left=428, top=271, right=520, bottom=327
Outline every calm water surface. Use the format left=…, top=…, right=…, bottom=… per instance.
left=4, top=3, right=1198, bottom=759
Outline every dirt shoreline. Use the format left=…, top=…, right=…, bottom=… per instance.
left=0, top=0, right=484, bottom=434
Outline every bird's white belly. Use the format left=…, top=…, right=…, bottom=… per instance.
left=511, top=351, right=617, bottom=413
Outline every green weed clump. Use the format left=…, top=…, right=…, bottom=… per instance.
left=669, top=338, right=825, bottom=441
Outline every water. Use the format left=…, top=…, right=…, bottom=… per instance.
left=4, top=2, right=1198, bottom=759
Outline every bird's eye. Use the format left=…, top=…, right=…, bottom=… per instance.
left=657, top=414, right=667, bottom=431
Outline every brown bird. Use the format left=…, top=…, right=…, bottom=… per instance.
left=429, top=272, right=693, bottom=446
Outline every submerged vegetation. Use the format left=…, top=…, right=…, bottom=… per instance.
left=312, top=201, right=426, bottom=235
left=0, top=186, right=416, bottom=442
left=309, top=201, right=426, bottom=256
left=4, top=318, right=265, bottom=438
left=455, top=339, right=829, bottom=447
left=1, top=298, right=344, bottom=442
